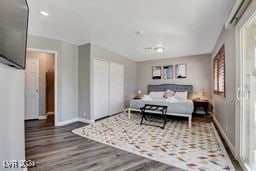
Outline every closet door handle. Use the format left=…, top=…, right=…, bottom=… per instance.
left=237, top=87, right=241, bottom=101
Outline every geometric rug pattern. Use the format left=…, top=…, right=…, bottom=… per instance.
left=72, top=113, right=234, bottom=171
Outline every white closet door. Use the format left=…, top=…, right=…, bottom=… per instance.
left=109, top=62, right=124, bottom=115
left=93, top=59, right=109, bottom=120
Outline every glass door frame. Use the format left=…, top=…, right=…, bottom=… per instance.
left=235, top=1, right=256, bottom=170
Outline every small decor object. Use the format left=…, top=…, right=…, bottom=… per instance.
left=163, top=65, right=173, bottom=79
left=152, top=66, right=161, bottom=79
left=175, top=64, right=187, bottom=78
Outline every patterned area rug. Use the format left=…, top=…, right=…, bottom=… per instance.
left=72, top=113, right=234, bottom=171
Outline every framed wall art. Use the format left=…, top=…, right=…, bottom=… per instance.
left=175, top=64, right=187, bottom=79
left=163, top=65, right=173, bottom=79
left=152, top=66, right=161, bottom=79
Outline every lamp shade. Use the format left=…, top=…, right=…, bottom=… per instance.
left=198, top=92, right=203, bottom=96
left=196, top=91, right=205, bottom=100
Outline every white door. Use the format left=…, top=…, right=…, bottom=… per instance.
left=93, top=59, right=109, bottom=120
left=238, top=14, right=256, bottom=170
left=109, top=62, right=124, bottom=114
left=25, top=59, right=39, bottom=120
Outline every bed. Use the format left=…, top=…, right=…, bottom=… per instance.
left=127, top=84, right=194, bottom=128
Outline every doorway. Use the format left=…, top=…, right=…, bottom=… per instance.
left=237, top=11, right=256, bottom=170
left=25, top=50, right=56, bottom=124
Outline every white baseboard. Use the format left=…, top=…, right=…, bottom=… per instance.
left=213, top=116, right=250, bottom=170
left=237, top=158, right=250, bottom=171
left=55, top=117, right=94, bottom=126
left=38, top=115, right=47, bottom=120
left=78, top=117, right=94, bottom=124
left=212, top=116, right=236, bottom=157
left=55, top=118, right=78, bottom=126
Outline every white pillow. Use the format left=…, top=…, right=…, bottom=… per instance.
left=149, top=91, right=165, bottom=98
left=164, top=89, right=175, bottom=98
left=174, top=91, right=188, bottom=100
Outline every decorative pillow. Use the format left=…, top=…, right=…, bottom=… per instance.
left=164, top=89, right=175, bottom=98
left=149, top=91, right=165, bottom=98
left=174, top=91, right=188, bottom=100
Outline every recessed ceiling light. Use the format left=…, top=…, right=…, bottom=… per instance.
left=39, top=11, right=49, bottom=16
left=154, top=47, right=165, bottom=53
left=145, top=47, right=165, bottom=53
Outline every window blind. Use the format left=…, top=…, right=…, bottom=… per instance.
left=213, top=45, right=225, bottom=97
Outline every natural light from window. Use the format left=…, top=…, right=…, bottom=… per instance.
left=254, top=46, right=256, bottom=169
left=255, top=47, right=256, bottom=69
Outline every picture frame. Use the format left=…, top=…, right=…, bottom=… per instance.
left=152, top=66, right=161, bottom=79
left=163, top=65, right=173, bottom=79
left=175, top=64, right=187, bottom=79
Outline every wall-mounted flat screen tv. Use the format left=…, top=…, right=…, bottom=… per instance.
left=0, top=0, right=29, bottom=69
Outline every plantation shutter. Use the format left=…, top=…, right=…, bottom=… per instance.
left=213, top=45, right=225, bottom=97
left=213, top=58, right=218, bottom=92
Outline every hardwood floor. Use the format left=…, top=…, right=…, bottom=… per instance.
left=25, top=114, right=242, bottom=171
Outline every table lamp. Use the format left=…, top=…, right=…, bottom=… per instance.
left=196, top=91, right=205, bottom=100
left=138, top=89, right=142, bottom=97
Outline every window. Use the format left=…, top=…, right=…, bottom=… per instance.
left=254, top=47, right=256, bottom=69
left=213, top=45, right=225, bottom=97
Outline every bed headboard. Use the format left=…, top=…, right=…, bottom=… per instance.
left=148, top=84, right=193, bottom=96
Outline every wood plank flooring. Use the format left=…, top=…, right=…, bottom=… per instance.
left=25, top=114, right=242, bottom=171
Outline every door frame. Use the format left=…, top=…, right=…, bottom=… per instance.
left=235, top=1, right=256, bottom=170
left=27, top=48, right=58, bottom=127
left=25, top=58, right=40, bottom=120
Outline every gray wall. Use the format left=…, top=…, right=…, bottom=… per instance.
left=137, top=54, right=212, bottom=100
left=211, top=27, right=236, bottom=146
left=77, top=43, right=137, bottom=120
left=27, top=51, right=55, bottom=117
left=0, top=63, right=25, bottom=171
left=91, top=44, right=138, bottom=107
left=78, top=43, right=91, bottom=119
left=27, top=35, right=79, bottom=122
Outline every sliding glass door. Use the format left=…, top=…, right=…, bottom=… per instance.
left=239, top=14, right=256, bottom=170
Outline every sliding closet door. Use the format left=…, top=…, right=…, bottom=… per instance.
left=109, top=62, right=124, bottom=115
left=93, top=59, right=109, bottom=120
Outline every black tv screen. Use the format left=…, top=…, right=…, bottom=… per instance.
left=0, top=0, right=29, bottom=69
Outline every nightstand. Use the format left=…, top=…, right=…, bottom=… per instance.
left=193, top=100, right=209, bottom=115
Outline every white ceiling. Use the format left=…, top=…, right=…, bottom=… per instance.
left=27, top=0, right=235, bottom=61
